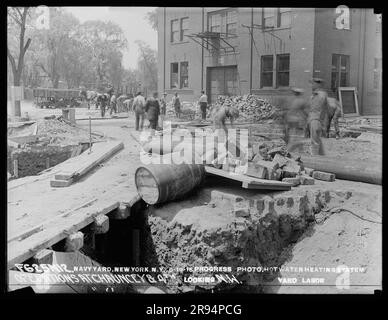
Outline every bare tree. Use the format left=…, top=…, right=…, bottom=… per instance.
left=7, top=7, right=32, bottom=116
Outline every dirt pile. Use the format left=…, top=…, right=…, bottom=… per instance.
left=141, top=186, right=351, bottom=293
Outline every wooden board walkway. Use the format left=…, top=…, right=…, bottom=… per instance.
left=7, top=136, right=142, bottom=270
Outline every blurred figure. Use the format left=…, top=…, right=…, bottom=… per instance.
left=159, top=92, right=167, bottom=128
left=172, top=92, right=181, bottom=118
left=110, top=94, right=117, bottom=115
left=117, top=93, right=128, bottom=112
left=145, top=92, right=160, bottom=134
left=133, top=92, right=146, bottom=131
left=283, top=88, right=309, bottom=152
left=323, top=97, right=342, bottom=139
left=123, top=93, right=134, bottom=113
left=213, top=105, right=239, bottom=136
left=198, top=90, right=208, bottom=120
left=308, top=78, right=328, bottom=155
left=97, top=94, right=109, bottom=117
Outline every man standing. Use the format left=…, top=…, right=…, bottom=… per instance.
left=110, top=94, right=117, bottom=115
left=172, top=92, right=181, bottom=119
left=145, top=92, right=161, bottom=133
left=97, top=94, right=108, bottom=118
left=133, top=92, right=146, bottom=131
left=308, top=78, right=328, bottom=155
left=198, top=90, right=208, bottom=120
left=159, top=92, right=167, bottom=128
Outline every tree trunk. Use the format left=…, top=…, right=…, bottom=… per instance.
left=12, top=72, right=22, bottom=117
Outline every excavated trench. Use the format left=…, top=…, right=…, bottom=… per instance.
left=7, top=144, right=87, bottom=179
left=97, top=175, right=352, bottom=294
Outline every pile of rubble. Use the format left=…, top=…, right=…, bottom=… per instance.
left=220, top=141, right=336, bottom=187
left=210, top=95, right=283, bottom=122
left=36, top=117, right=100, bottom=146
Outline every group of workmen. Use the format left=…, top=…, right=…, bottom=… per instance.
left=81, top=78, right=341, bottom=155
left=283, top=78, right=342, bottom=155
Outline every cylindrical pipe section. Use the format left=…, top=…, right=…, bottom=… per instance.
left=135, top=164, right=206, bottom=205
left=301, top=155, right=382, bottom=185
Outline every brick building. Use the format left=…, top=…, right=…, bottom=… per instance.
left=157, top=7, right=382, bottom=116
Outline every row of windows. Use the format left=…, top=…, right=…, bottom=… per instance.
left=170, top=8, right=292, bottom=43
left=168, top=55, right=381, bottom=91
left=170, top=9, right=381, bottom=43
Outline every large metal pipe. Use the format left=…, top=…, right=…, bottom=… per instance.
left=300, top=155, right=382, bottom=185
left=135, top=164, right=206, bottom=205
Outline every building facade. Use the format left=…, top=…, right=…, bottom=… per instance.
left=157, top=7, right=382, bottom=116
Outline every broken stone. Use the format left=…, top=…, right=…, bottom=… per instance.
left=282, top=177, right=300, bottom=186
left=299, top=174, right=315, bottom=185
left=312, top=171, right=336, bottom=182
left=282, top=163, right=301, bottom=178
left=245, top=162, right=267, bottom=179
left=272, top=153, right=288, bottom=168
left=268, top=146, right=288, bottom=157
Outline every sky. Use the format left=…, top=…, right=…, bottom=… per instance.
left=65, top=6, right=157, bottom=70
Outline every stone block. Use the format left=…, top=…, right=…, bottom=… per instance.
left=300, top=174, right=315, bottom=185
left=312, top=171, right=336, bottom=182
left=272, top=153, right=288, bottom=168
left=245, top=162, right=267, bottom=179
left=282, top=177, right=300, bottom=186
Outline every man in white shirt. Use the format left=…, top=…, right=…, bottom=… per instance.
left=133, top=92, right=146, bottom=131
left=198, top=90, right=208, bottom=120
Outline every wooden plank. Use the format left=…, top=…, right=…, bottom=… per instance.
left=53, top=141, right=124, bottom=184
left=8, top=200, right=119, bottom=269
left=8, top=198, right=98, bottom=243
left=204, top=166, right=292, bottom=190
left=50, top=179, right=74, bottom=187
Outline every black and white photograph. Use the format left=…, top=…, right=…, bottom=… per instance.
left=6, top=6, right=382, bottom=298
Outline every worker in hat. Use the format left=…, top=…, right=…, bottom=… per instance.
left=283, top=88, right=310, bottom=152
left=308, top=78, right=328, bottom=155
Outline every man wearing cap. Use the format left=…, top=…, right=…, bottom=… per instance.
left=284, top=88, right=309, bottom=151
left=133, top=92, right=146, bottom=131
left=308, top=78, right=328, bottom=155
